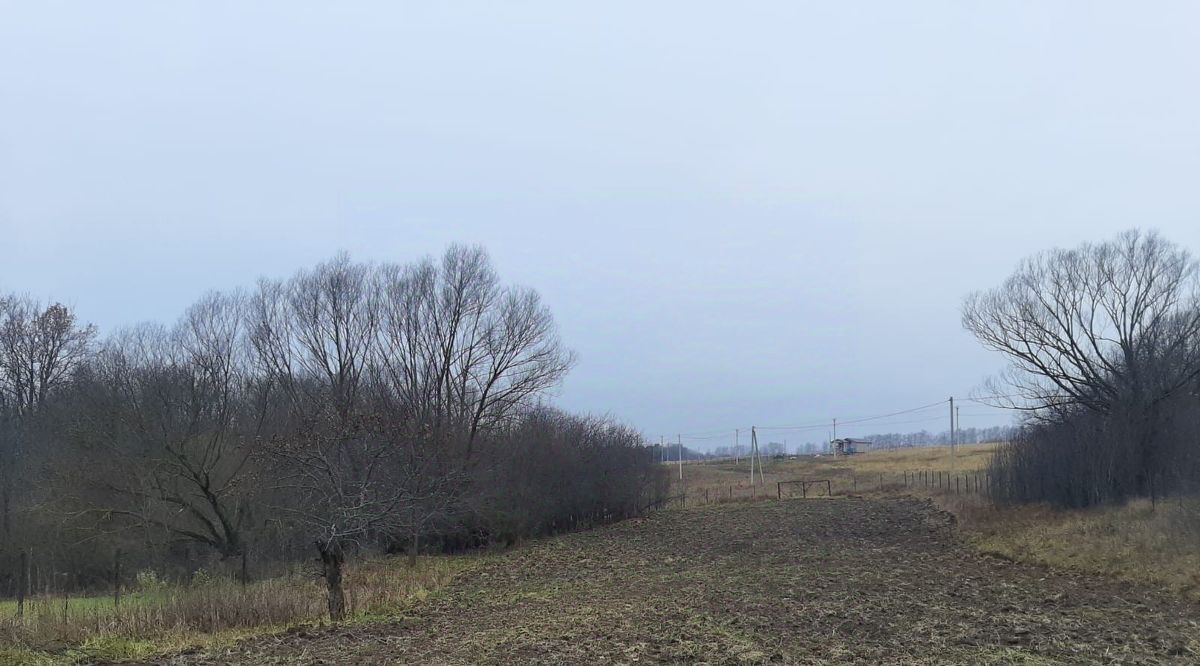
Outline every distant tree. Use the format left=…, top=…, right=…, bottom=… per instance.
left=963, top=230, right=1200, bottom=501
left=372, top=245, right=575, bottom=462
left=249, top=254, right=385, bottom=620
left=247, top=247, right=574, bottom=619
left=0, top=297, right=97, bottom=416
left=60, top=292, right=258, bottom=559
left=963, top=230, right=1200, bottom=418
left=0, top=295, right=95, bottom=537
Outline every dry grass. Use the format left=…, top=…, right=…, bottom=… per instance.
left=0, top=555, right=473, bottom=664
left=674, top=443, right=997, bottom=504
left=957, top=496, right=1200, bottom=598
left=677, top=442, right=1200, bottom=600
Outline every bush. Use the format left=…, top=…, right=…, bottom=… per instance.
left=990, top=394, right=1200, bottom=508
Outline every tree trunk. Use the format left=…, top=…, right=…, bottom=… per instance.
left=317, top=541, right=346, bottom=621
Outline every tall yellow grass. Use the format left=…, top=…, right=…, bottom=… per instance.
left=674, top=443, right=997, bottom=503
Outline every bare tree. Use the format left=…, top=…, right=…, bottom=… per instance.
left=963, top=230, right=1200, bottom=416
left=0, top=249, right=662, bottom=600
left=964, top=230, right=1200, bottom=499
left=370, top=246, right=573, bottom=563
left=374, top=245, right=575, bottom=461
left=0, top=296, right=97, bottom=416
left=0, top=295, right=95, bottom=537
left=248, top=248, right=574, bottom=618
left=248, top=254, right=391, bottom=620
left=61, top=292, right=257, bottom=558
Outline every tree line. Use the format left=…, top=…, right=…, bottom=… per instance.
left=963, top=230, right=1200, bottom=508
left=0, top=246, right=666, bottom=618
left=860, top=425, right=1016, bottom=449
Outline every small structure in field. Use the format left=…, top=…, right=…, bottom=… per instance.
left=831, top=438, right=872, bottom=456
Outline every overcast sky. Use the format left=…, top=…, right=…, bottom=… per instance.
left=3, top=2, right=1199, bottom=449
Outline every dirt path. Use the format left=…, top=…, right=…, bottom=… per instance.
left=147, top=498, right=1199, bottom=664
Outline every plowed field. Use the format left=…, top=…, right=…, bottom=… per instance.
left=137, top=498, right=1200, bottom=665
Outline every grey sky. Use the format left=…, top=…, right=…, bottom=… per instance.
left=3, top=2, right=1199, bottom=449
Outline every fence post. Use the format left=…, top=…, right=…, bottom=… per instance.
left=879, top=474, right=883, bottom=490
left=776, top=482, right=781, bottom=500
left=705, top=488, right=710, bottom=504
left=113, top=549, right=122, bottom=609
left=955, top=476, right=960, bottom=495
left=241, top=548, right=249, bottom=588
left=825, top=480, right=832, bottom=497
left=802, top=482, right=807, bottom=499
left=17, top=550, right=26, bottom=618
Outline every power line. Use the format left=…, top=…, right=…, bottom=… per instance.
left=756, top=398, right=949, bottom=432
left=664, top=395, right=1018, bottom=451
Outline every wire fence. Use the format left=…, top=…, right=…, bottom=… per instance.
left=673, top=469, right=999, bottom=508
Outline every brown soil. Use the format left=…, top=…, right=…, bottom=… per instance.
left=126, top=498, right=1200, bottom=665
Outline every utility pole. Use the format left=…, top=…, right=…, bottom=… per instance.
left=677, top=434, right=683, bottom=481
left=833, top=417, right=837, bottom=441
left=660, top=435, right=665, bottom=463
left=756, top=430, right=765, bottom=484
left=949, top=397, right=956, bottom=472
left=735, top=429, right=740, bottom=465
left=748, top=428, right=753, bottom=482
left=750, top=426, right=765, bottom=485
left=749, top=427, right=756, bottom=485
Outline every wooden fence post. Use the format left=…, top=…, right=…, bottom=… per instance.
left=776, top=482, right=781, bottom=500
left=825, top=480, right=832, bottom=497
left=17, top=550, right=26, bottom=618
left=878, top=474, right=883, bottom=490
left=113, top=549, right=122, bottom=610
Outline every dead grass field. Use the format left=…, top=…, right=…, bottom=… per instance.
left=673, top=444, right=997, bottom=505
left=158, top=498, right=1200, bottom=664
